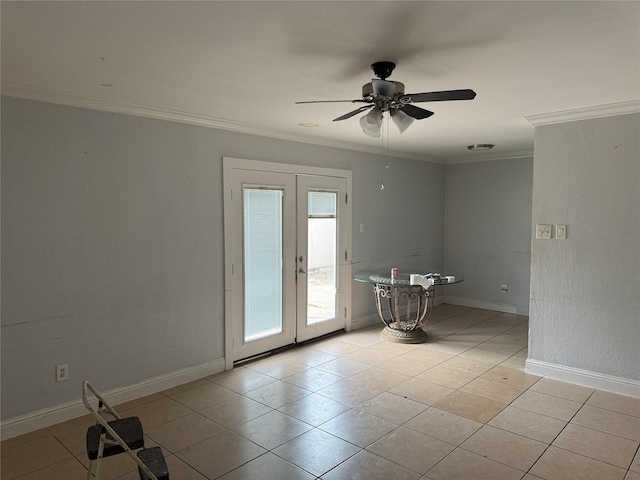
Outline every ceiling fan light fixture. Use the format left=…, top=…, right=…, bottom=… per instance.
left=467, top=144, right=494, bottom=151
left=360, top=107, right=383, bottom=137
left=391, top=109, right=415, bottom=134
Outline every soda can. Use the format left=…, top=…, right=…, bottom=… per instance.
left=391, top=268, right=398, bottom=279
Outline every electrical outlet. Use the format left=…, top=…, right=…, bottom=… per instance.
left=500, top=284, right=508, bottom=293
left=56, top=364, right=69, bottom=382
left=536, top=224, right=552, bottom=239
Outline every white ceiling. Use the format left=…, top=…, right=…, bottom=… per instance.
left=2, top=1, right=639, bottom=162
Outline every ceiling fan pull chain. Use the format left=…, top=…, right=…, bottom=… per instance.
left=380, top=114, right=390, bottom=191
left=380, top=117, right=385, bottom=190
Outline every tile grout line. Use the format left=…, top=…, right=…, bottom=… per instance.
left=522, top=387, right=603, bottom=477
left=6, top=307, right=637, bottom=480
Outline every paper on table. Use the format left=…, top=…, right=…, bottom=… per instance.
left=410, top=274, right=436, bottom=288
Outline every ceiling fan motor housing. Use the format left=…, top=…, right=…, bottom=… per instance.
left=362, top=81, right=406, bottom=111
left=362, top=81, right=405, bottom=98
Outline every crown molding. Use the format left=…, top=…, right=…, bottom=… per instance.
left=526, top=100, right=640, bottom=126
left=446, top=150, right=534, bottom=164
left=2, top=82, right=443, bottom=163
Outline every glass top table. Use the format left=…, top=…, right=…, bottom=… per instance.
left=353, top=272, right=464, bottom=286
left=354, top=271, right=464, bottom=343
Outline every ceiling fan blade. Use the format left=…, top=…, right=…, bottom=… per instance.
left=333, top=105, right=373, bottom=121
left=407, top=89, right=476, bottom=103
left=399, top=104, right=434, bottom=120
left=296, top=99, right=366, bottom=104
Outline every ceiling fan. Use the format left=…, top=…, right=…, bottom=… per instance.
left=296, top=61, right=476, bottom=136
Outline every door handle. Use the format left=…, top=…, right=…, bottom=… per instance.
left=298, top=268, right=306, bottom=275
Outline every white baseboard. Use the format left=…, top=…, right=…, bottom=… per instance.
left=1, top=358, right=227, bottom=441
left=526, top=358, right=640, bottom=398
left=444, top=295, right=529, bottom=316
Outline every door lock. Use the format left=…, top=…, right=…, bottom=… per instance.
left=298, top=268, right=306, bottom=275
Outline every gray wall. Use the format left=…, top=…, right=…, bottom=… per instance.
left=444, top=158, right=533, bottom=314
left=1, top=97, right=446, bottom=419
left=529, top=113, right=639, bottom=380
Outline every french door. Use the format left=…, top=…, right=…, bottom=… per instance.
left=224, top=159, right=351, bottom=364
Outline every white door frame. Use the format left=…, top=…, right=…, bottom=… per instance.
left=223, top=157, right=352, bottom=369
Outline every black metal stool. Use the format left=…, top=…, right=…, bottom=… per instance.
left=82, top=381, right=170, bottom=480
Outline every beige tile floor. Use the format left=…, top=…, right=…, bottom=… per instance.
left=2, top=305, right=639, bottom=480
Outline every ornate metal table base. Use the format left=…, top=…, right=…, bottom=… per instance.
left=380, top=323, right=429, bottom=343
left=373, top=282, right=434, bottom=344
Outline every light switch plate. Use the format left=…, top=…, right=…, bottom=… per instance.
left=536, top=224, right=552, bottom=239
left=556, top=224, right=566, bottom=239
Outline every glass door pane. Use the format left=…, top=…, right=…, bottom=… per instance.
left=243, top=188, right=283, bottom=341
left=306, top=191, right=337, bottom=325
left=296, top=175, right=347, bottom=343
left=228, top=167, right=296, bottom=362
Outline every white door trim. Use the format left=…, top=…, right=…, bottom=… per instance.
left=223, top=157, right=352, bottom=370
